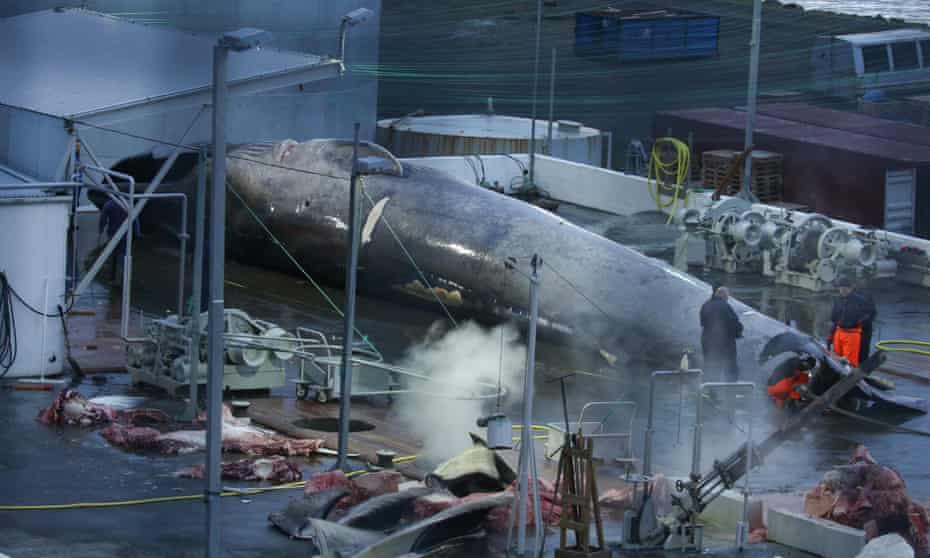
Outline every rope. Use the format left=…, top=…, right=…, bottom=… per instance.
left=225, top=181, right=379, bottom=354
left=541, top=261, right=612, bottom=323
left=359, top=183, right=458, bottom=328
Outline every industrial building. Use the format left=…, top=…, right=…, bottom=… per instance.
left=0, top=6, right=378, bottom=179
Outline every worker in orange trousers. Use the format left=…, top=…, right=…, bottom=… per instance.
left=829, top=277, right=876, bottom=367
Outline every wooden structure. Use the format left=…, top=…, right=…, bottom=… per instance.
left=555, top=435, right=610, bottom=558
left=702, top=149, right=784, bottom=202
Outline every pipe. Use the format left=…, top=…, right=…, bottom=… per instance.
left=72, top=149, right=183, bottom=298
left=740, top=0, right=763, bottom=202
left=206, top=42, right=228, bottom=558
left=187, top=146, right=208, bottom=419
left=527, top=0, right=543, bottom=186
left=336, top=123, right=362, bottom=472
left=604, top=131, right=613, bottom=170
left=546, top=48, right=556, bottom=156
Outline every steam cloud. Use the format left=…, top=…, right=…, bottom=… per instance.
left=397, top=320, right=526, bottom=463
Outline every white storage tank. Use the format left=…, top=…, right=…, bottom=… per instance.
left=0, top=175, right=69, bottom=378
left=377, top=114, right=606, bottom=167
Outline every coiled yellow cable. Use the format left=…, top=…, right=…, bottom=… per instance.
left=647, top=137, right=691, bottom=224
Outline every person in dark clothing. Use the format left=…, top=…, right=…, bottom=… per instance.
left=700, top=286, right=744, bottom=381
left=829, top=277, right=876, bottom=367
left=98, top=198, right=139, bottom=282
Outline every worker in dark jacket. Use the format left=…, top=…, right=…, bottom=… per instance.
left=700, top=286, right=744, bottom=381
left=99, top=198, right=139, bottom=282
left=829, top=277, right=876, bottom=367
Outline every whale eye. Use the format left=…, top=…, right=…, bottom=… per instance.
left=304, top=200, right=310, bottom=208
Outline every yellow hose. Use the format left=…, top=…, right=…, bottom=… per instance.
left=0, top=480, right=306, bottom=511
left=876, top=340, right=930, bottom=357
left=0, top=465, right=410, bottom=512
left=647, top=137, right=691, bottom=224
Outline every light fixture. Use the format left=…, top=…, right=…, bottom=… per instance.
left=342, top=7, right=374, bottom=27
left=338, top=7, right=375, bottom=70
left=220, top=27, right=273, bottom=52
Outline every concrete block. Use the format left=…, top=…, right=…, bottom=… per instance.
left=697, top=488, right=764, bottom=531
left=767, top=506, right=865, bottom=558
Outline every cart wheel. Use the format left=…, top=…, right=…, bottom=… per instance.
left=316, top=390, right=329, bottom=404
left=296, top=384, right=308, bottom=400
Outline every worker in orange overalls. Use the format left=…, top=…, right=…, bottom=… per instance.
left=767, top=354, right=816, bottom=409
left=828, top=277, right=876, bottom=367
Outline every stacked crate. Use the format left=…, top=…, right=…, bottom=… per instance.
left=701, top=149, right=784, bottom=202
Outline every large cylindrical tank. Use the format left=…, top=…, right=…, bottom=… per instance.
left=377, top=114, right=605, bottom=167
left=0, top=194, right=69, bottom=378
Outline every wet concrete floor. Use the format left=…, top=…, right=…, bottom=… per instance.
left=3, top=228, right=928, bottom=556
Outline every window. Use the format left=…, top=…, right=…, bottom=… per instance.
left=921, top=40, right=930, bottom=66
left=891, top=41, right=919, bottom=70
left=861, top=44, right=890, bottom=73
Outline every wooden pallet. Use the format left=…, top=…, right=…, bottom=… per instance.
left=702, top=149, right=784, bottom=202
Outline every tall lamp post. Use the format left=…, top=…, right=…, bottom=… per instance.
left=206, top=27, right=271, bottom=558
left=740, top=0, right=763, bottom=203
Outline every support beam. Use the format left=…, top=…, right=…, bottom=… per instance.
left=205, top=42, right=228, bottom=558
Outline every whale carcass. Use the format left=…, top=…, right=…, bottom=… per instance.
left=118, top=138, right=791, bottom=379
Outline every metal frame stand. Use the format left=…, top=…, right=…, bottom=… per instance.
left=621, top=367, right=702, bottom=550
left=667, top=381, right=755, bottom=552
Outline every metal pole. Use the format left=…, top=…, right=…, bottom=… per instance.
left=187, top=147, right=207, bottom=419
left=546, top=48, right=556, bottom=156
left=518, top=254, right=542, bottom=556
left=68, top=138, right=82, bottom=295
left=205, top=42, right=228, bottom=558
left=739, top=408, right=753, bottom=550
left=176, top=201, right=188, bottom=320
left=692, top=381, right=704, bottom=478
left=528, top=0, right=543, bottom=185
left=643, top=373, right=658, bottom=476
left=336, top=123, right=362, bottom=472
left=740, top=0, right=763, bottom=201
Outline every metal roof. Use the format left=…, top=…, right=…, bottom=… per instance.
left=834, top=29, right=930, bottom=46
left=377, top=115, right=601, bottom=139
left=657, top=107, right=930, bottom=164
left=756, top=103, right=930, bottom=149
left=0, top=8, right=340, bottom=124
